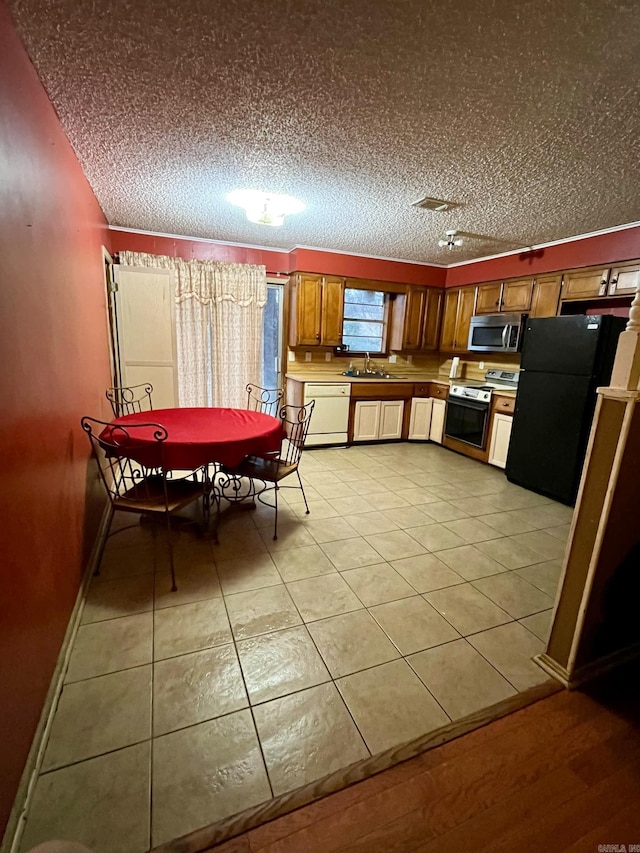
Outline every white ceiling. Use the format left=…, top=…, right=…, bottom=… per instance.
left=9, top=0, right=640, bottom=263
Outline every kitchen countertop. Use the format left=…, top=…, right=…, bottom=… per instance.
left=285, top=371, right=448, bottom=385
left=285, top=372, right=520, bottom=396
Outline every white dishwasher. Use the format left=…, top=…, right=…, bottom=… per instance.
left=303, top=383, right=351, bottom=446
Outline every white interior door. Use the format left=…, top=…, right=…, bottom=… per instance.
left=115, top=266, right=178, bottom=409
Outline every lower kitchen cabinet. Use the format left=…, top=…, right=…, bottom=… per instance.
left=408, top=397, right=433, bottom=440
left=353, top=400, right=404, bottom=441
left=488, top=412, right=513, bottom=468
left=430, top=398, right=447, bottom=444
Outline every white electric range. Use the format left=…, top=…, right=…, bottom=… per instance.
left=446, top=369, right=520, bottom=449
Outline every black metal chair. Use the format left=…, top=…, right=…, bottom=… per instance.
left=218, top=400, right=315, bottom=540
left=246, top=383, right=284, bottom=416
left=81, top=416, right=208, bottom=591
left=106, top=383, right=154, bottom=418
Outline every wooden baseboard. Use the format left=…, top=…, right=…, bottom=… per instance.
left=1, top=502, right=110, bottom=853
left=535, top=642, right=640, bottom=690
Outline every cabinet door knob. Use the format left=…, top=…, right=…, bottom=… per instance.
left=315, top=333, right=320, bottom=339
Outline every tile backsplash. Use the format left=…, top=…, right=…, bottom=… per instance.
left=287, top=347, right=440, bottom=376
left=287, top=348, right=520, bottom=381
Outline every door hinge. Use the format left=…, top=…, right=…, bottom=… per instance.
left=109, top=265, right=119, bottom=293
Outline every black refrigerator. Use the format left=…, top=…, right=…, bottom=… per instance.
left=506, top=315, right=627, bottom=505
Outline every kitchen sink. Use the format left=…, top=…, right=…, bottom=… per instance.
left=341, top=370, right=406, bottom=379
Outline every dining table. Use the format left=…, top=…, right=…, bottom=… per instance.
left=101, top=406, right=284, bottom=471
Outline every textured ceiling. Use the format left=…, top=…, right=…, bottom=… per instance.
left=8, top=0, right=640, bottom=263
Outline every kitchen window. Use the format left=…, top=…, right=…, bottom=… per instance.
left=342, top=288, right=387, bottom=354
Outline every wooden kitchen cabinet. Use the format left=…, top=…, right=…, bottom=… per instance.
left=502, top=278, right=534, bottom=312
left=288, top=273, right=344, bottom=346
left=475, top=282, right=502, bottom=314
left=353, top=400, right=380, bottom=441
left=488, top=413, right=513, bottom=468
left=475, top=278, right=533, bottom=314
left=440, top=287, right=476, bottom=352
left=430, top=398, right=447, bottom=444
left=561, top=267, right=610, bottom=301
left=608, top=262, right=640, bottom=296
left=487, top=393, right=515, bottom=468
left=390, top=287, right=443, bottom=351
left=353, top=399, right=404, bottom=441
left=379, top=400, right=405, bottom=439
left=390, top=287, right=425, bottom=350
left=421, top=288, right=444, bottom=350
left=530, top=274, right=562, bottom=317
left=408, top=397, right=433, bottom=440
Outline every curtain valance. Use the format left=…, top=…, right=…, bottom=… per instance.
left=119, top=251, right=267, bottom=307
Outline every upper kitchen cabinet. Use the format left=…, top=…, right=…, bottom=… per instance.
left=440, top=287, right=476, bottom=352
left=475, top=282, right=502, bottom=314
left=561, top=262, right=640, bottom=303
left=502, top=277, right=534, bottom=312
left=389, top=287, right=443, bottom=351
left=288, top=273, right=344, bottom=346
left=561, top=266, right=611, bottom=301
left=530, top=274, right=562, bottom=317
left=608, top=262, right=640, bottom=296
left=475, top=278, right=533, bottom=314
left=421, top=287, right=444, bottom=350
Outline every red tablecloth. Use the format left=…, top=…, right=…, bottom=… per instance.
left=100, top=407, right=283, bottom=470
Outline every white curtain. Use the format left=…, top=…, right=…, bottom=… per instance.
left=120, top=252, right=267, bottom=408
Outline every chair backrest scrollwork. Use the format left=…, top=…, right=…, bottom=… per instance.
left=106, top=383, right=154, bottom=418
left=246, top=383, right=284, bottom=417
left=279, top=400, right=315, bottom=467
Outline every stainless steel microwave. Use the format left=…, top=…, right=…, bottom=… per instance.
left=467, top=313, right=527, bottom=353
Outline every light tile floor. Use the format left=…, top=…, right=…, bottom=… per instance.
left=20, top=443, right=572, bottom=852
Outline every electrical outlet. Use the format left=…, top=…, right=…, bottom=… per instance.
left=388, top=354, right=397, bottom=364
left=479, top=361, right=485, bottom=370
left=287, top=350, right=296, bottom=362
left=407, top=354, right=413, bottom=364
left=305, top=352, right=312, bottom=362
left=325, top=352, right=332, bottom=362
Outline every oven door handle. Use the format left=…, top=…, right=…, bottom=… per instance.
left=448, top=398, right=490, bottom=412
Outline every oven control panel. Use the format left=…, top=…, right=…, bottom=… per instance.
left=449, top=385, right=492, bottom=403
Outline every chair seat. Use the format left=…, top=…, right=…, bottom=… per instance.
left=114, top=475, right=204, bottom=513
left=227, top=455, right=297, bottom=483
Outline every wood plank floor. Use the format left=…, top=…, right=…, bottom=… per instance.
left=208, top=659, right=640, bottom=852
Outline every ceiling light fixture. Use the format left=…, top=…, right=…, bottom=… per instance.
left=227, top=189, right=305, bottom=226
left=438, top=229, right=463, bottom=250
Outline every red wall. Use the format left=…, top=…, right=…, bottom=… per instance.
left=288, top=248, right=446, bottom=286
left=109, top=230, right=290, bottom=273
left=445, top=225, right=640, bottom=287
left=111, top=225, right=640, bottom=291
left=109, top=231, right=447, bottom=286
left=0, top=2, right=112, bottom=837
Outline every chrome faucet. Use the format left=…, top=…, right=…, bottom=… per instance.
left=364, top=352, right=371, bottom=373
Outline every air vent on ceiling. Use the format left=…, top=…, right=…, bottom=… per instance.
left=412, top=196, right=454, bottom=212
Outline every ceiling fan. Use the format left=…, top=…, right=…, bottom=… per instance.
left=438, top=230, right=463, bottom=250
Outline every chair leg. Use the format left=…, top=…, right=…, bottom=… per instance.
left=273, top=484, right=279, bottom=540
left=165, top=513, right=177, bottom=592
left=296, top=469, right=311, bottom=515
left=94, top=504, right=115, bottom=576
